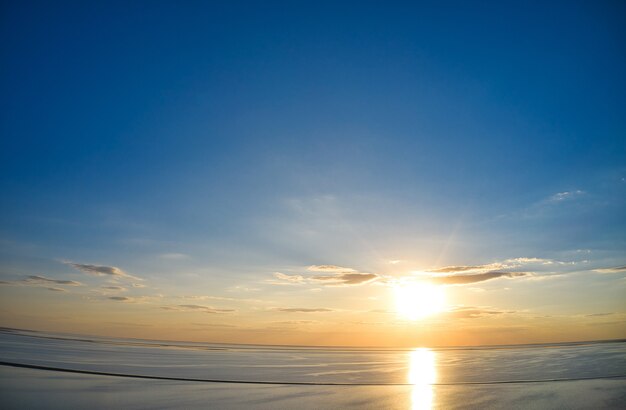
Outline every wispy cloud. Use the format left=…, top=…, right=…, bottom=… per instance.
left=428, top=271, right=530, bottom=285
left=445, top=306, right=515, bottom=319
left=548, top=190, right=585, bottom=202
left=307, top=265, right=355, bottom=273
left=107, top=296, right=157, bottom=303
left=593, top=265, right=626, bottom=274
left=270, top=265, right=379, bottom=287
left=102, top=285, right=127, bottom=291
left=428, top=258, right=557, bottom=275
left=161, top=304, right=235, bottom=313
left=428, top=264, right=504, bottom=274
left=274, top=307, right=334, bottom=313
left=46, top=287, right=67, bottom=292
left=496, top=189, right=589, bottom=221
left=23, top=275, right=83, bottom=286
left=273, top=272, right=305, bottom=283
left=65, top=262, right=141, bottom=280
left=271, top=320, right=320, bottom=325
left=311, top=272, right=378, bottom=286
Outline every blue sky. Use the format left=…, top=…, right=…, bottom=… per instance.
left=1, top=1, right=625, bottom=345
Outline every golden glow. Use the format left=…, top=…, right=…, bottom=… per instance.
left=394, top=282, right=446, bottom=320
left=409, top=348, right=437, bottom=410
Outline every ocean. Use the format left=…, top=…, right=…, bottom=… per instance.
left=0, top=328, right=624, bottom=409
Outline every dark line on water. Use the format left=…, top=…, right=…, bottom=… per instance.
left=1, top=361, right=624, bottom=386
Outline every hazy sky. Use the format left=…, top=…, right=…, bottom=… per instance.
left=1, top=1, right=625, bottom=346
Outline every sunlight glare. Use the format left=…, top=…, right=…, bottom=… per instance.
left=409, top=348, right=437, bottom=410
left=395, top=282, right=446, bottom=320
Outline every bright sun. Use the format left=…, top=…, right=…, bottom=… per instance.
left=394, top=282, right=446, bottom=320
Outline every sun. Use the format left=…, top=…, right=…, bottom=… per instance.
left=394, top=282, right=446, bottom=320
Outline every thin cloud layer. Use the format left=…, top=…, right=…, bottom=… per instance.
left=429, top=271, right=529, bottom=285
left=427, top=262, right=511, bottom=274
left=427, top=257, right=558, bottom=276
left=311, top=272, right=378, bottom=286
left=429, top=265, right=494, bottom=273
left=102, top=286, right=127, bottom=291
left=273, top=272, right=305, bottom=283
left=446, top=306, right=514, bottom=319
left=24, top=275, right=83, bottom=286
left=65, top=262, right=141, bottom=280
left=107, top=296, right=157, bottom=304
left=307, top=265, right=355, bottom=273
left=161, top=304, right=235, bottom=313
left=594, top=265, right=626, bottom=274
left=274, top=308, right=334, bottom=313
left=549, top=190, right=585, bottom=202
left=271, top=265, right=379, bottom=287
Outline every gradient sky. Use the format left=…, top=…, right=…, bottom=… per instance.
left=1, top=1, right=625, bottom=346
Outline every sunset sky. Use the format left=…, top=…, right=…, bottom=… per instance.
left=1, top=1, right=625, bottom=347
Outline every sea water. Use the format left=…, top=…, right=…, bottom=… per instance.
left=0, top=328, right=624, bottom=409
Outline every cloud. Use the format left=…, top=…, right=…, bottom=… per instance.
left=428, top=271, right=530, bottom=285
left=501, top=189, right=588, bottom=220
left=273, top=272, right=305, bottom=283
left=270, top=265, right=378, bottom=287
left=274, top=307, right=334, bottom=313
left=23, top=275, right=83, bottom=286
left=191, top=322, right=238, bottom=328
left=427, top=262, right=510, bottom=274
left=506, top=257, right=553, bottom=265
left=271, top=320, right=320, bottom=325
left=425, top=256, right=568, bottom=279
left=161, top=304, right=235, bottom=313
left=429, top=265, right=493, bottom=273
left=311, top=272, right=378, bottom=286
left=46, top=287, right=67, bottom=292
left=428, top=258, right=566, bottom=275
left=65, top=262, right=140, bottom=280
left=178, top=304, right=215, bottom=310
left=594, top=266, right=626, bottom=274
left=109, top=296, right=131, bottom=301
left=549, top=190, right=585, bottom=202
left=102, top=286, right=127, bottom=291
left=446, top=306, right=513, bottom=319
left=307, top=265, right=355, bottom=273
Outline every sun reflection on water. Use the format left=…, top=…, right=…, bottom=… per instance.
left=408, top=348, right=436, bottom=410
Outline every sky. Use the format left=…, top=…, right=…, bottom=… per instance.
left=1, top=1, right=625, bottom=347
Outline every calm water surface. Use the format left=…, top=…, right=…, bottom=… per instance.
left=1, top=329, right=625, bottom=409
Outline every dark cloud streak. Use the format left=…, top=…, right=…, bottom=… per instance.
left=429, top=271, right=529, bottom=285
left=312, top=273, right=378, bottom=285
left=24, top=275, right=83, bottom=286
left=65, top=262, right=140, bottom=280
